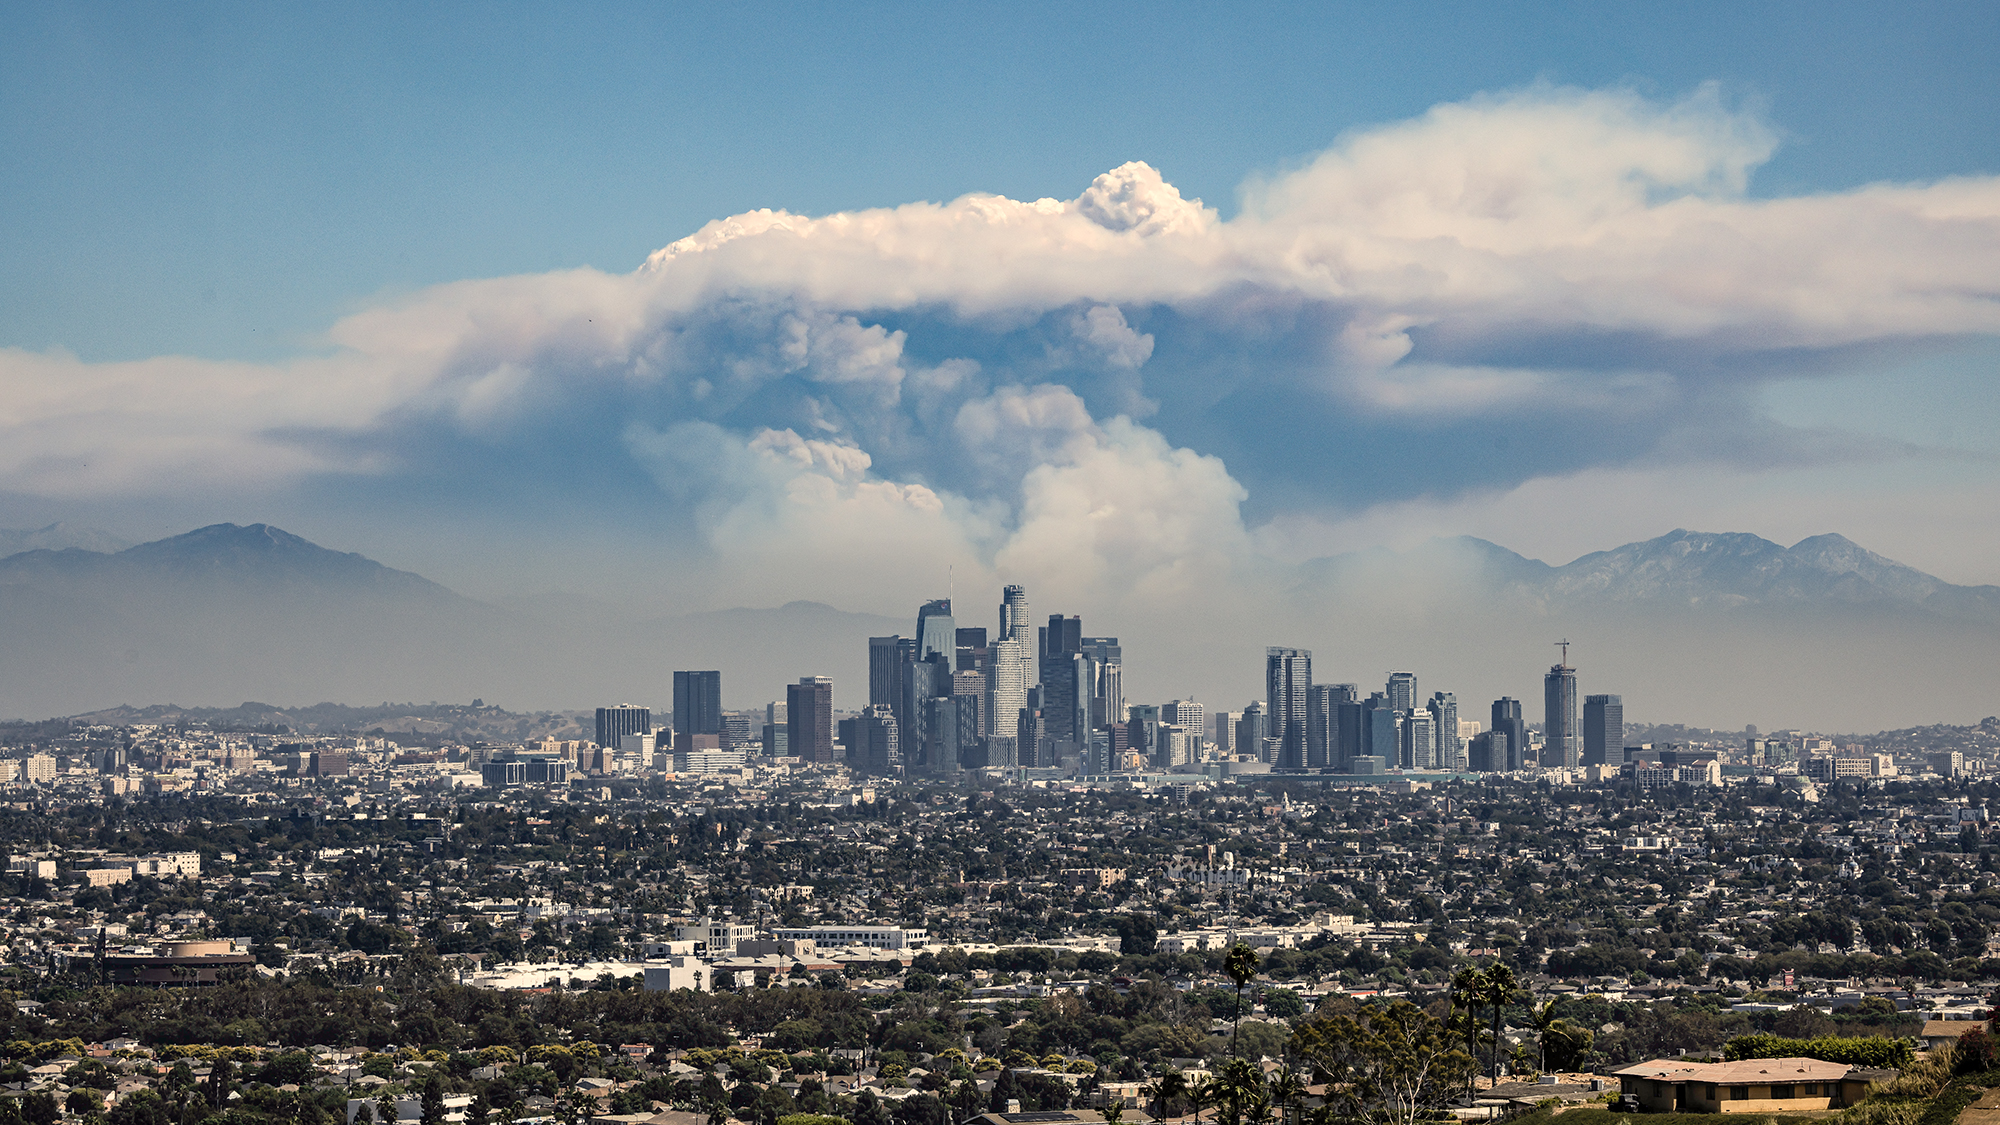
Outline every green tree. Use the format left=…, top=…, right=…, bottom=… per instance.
left=1291, top=1000, right=1476, bottom=1125
left=421, top=1075, right=447, bottom=1125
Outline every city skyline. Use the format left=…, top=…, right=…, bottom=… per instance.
left=619, top=577, right=1650, bottom=779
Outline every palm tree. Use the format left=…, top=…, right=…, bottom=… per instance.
left=1225, top=943, right=1262, bottom=1058
left=1268, top=1065, right=1308, bottom=1125
left=1156, top=1071, right=1190, bottom=1121
left=1528, top=997, right=1560, bottom=1074
left=1480, top=963, right=1519, bottom=1083
left=1216, top=1058, right=1266, bottom=1125
left=1450, top=966, right=1488, bottom=1090
left=1188, top=1076, right=1215, bottom=1125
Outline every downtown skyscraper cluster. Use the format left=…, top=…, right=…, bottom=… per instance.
left=1226, top=650, right=1466, bottom=773
left=852, top=586, right=1203, bottom=778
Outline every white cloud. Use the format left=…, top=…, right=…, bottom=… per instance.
left=4, top=82, right=1999, bottom=616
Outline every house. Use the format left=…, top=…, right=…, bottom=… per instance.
left=970, top=1113, right=1148, bottom=1125
left=1611, top=1058, right=1864, bottom=1113
left=1921, top=1020, right=1991, bottom=1052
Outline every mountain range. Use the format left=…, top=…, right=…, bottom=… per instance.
left=1, top=522, right=1994, bottom=728
left=1414, top=529, right=2000, bottom=621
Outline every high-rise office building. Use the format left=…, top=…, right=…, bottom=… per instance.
left=1362, top=692, right=1398, bottom=763
left=868, top=636, right=903, bottom=708
left=1307, top=683, right=1357, bottom=769
left=1017, top=703, right=1045, bottom=768
left=1545, top=657, right=1580, bottom=769
left=1080, top=637, right=1122, bottom=729
left=986, top=636, right=1029, bottom=737
left=1386, top=671, right=1418, bottom=713
left=1236, top=702, right=1266, bottom=760
left=1039, top=615, right=1084, bottom=743
left=1468, top=730, right=1498, bottom=772
left=1491, top=697, right=1525, bottom=771
left=1266, top=647, right=1312, bottom=770
left=898, top=656, right=944, bottom=765
left=1211, top=711, right=1237, bottom=757
left=917, top=600, right=956, bottom=662
left=955, top=627, right=988, bottom=672
left=1583, top=694, right=1623, bottom=767
left=926, top=694, right=980, bottom=773
left=1428, top=692, right=1460, bottom=771
left=594, top=706, right=650, bottom=754
left=787, top=677, right=835, bottom=764
left=720, top=711, right=756, bottom=752
left=672, top=672, right=722, bottom=737
left=1163, top=700, right=1205, bottom=759
left=1125, top=703, right=1158, bottom=769
left=1401, top=707, right=1436, bottom=770
left=987, top=586, right=1033, bottom=739
left=1000, top=585, right=1030, bottom=643
left=951, top=669, right=985, bottom=736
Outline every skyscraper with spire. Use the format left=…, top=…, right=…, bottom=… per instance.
left=1545, top=641, right=1580, bottom=769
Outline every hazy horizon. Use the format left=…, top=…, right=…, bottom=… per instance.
left=4, top=5, right=1996, bottom=733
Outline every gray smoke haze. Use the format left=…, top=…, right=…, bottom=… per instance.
left=3, top=85, right=1999, bottom=729
left=1, top=523, right=1993, bottom=732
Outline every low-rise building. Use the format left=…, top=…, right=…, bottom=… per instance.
left=1612, top=1057, right=1861, bottom=1113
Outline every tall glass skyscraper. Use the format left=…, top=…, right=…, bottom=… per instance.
left=1039, top=614, right=1083, bottom=743
left=1428, top=691, right=1460, bottom=770
left=989, top=585, right=1032, bottom=737
left=787, top=676, right=835, bottom=764
left=867, top=636, right=902, bottom=708
left=1266, top=647, right=1312, bottom=769
left=1545, top=659, right=1580, bottom=769
left=671, top=671, right=721, bottom=737
left=916, top=600, right=955, bottom=662
left=1491, top=697, right=1525, bottom=771
left=1385, top=671, right=1417, bottom=712
left=1401, top=706, right=1435, bottom=769
left=1584, top=693, right=1623, bottom=767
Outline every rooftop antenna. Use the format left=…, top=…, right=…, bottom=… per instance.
left=1555, top=638, right=1571, bottom=668
left=948, top=564, right=953, bottom=607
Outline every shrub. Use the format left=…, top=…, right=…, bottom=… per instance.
left=1723, top=1034, right=1914, bottom=1069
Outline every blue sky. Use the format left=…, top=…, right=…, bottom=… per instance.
left=7, top=1, right=1996, bottom=363
left=3, top=0, right=2000, bottom=665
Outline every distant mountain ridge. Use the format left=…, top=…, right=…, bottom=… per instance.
left=0, top=522, right=461, bottom=602
left=0, top=520, right=1993, bottom=726
left=1477, top=528, right=2000, bottom=621
left=0, top=522, right=131, bottom=556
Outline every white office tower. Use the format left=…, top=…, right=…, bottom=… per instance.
left=987, top=636, right=1030, bottom=737
left=1428, top=692, right=1462, bottom=771
left=999, top=585, right=1030, bottom=643
left=1163, top=699, right=1205, bottom=757
left=620, top=732, right=657, bottom=771
left=987, top=585, right=1033, bottom=737
left=1402, top=707, right=1437, bottom=770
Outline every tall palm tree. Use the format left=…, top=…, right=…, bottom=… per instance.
left=1480, top=963, right=1519, bottom=1083
left=1450, top=966, right=1488, bottom=1089
left=1225, top=944, right=1262, bottom=1058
